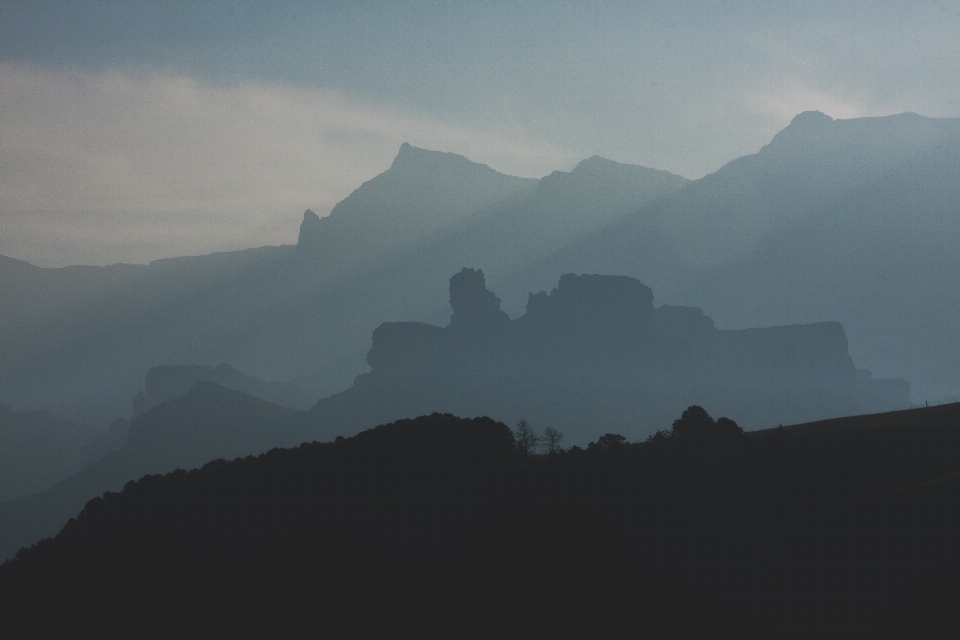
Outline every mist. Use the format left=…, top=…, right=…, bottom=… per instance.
left=3, top=3, right=960, bottom=637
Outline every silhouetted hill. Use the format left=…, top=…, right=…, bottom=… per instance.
left=0, top=382, right=303, bottom=563
left=3, top=409, right=960, bottom=638
left=495, top=112, right=960, bottom=401
left=0, top=405, right=98, bottom=502
left=309, top=268, right=908, bottom=443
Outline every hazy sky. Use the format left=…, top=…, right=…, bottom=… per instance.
left=2, top=1, right=959, bottom=267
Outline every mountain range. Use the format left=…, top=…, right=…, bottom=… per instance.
left=1, top=110, right=958, bottom=429
left=0, top=145, right=688, bottom=426
left=7, top=112, right=960, bottom=436
left=0, top=266, right=907, bottom=562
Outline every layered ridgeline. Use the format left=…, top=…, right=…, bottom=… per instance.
left=496, top=112, right=960, bottom=400
left=5, top=112, right=960, bottom=427
left=0, top=147, right=686, bottom=425
left=75, top=363, right=315, bottom=467
left=0, top=382, right=307, bottom=563
left=5, top=409, right=960, bottom=637
left=0, top=363, right=315, bottom=555
left=0, top=269, right=907, bottom=563
left=313, top=268, right=908, bottom=442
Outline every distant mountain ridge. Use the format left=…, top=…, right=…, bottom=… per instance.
left=494, top=111, right=960, bottom=400
left=5, top=112, right=960, bottom=424
left=0, top=145, right=686, bottom=423
left=296, top=142, right=538, bottom=277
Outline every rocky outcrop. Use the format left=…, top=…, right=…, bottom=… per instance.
left=448, top=268, right=510, bottom=331
left=314, top=270, right=909, bottom=443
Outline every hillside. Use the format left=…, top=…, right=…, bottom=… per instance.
left=3, top=408, right=960, bottom=638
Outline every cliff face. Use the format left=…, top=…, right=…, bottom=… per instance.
left=315, top=269, right=909, bottom=442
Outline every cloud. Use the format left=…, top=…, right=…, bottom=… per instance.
left=0, top=63, right=576, bottom=267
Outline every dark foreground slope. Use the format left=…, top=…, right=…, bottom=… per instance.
left=4, top=409, right=960, bottom=639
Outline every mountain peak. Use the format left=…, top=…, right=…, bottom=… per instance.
left=389, top=142, right=491, bottom=174
left=761, top=110, right=837, bottom=154
left=789, top=111, right=834, bottom=128
left=571, top=155, right=626, bottom=172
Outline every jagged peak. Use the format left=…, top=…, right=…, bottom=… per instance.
left=389, top=142, right=496, bottom=174
left=448, top=267, right=509, bottom=329
left=760, top=110, right=837, bottom=153
left=297, top=209, right=322, bottom=248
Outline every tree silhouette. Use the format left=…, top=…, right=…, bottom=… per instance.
left=670, top=405, right=715, bottom=440
left=587, top=433, right=629, bottom=454
left=716, top=416, right=744, bottom=440
left=541, top=426, right=564, bottom=455
left=513, top=419, right=540, bottom=455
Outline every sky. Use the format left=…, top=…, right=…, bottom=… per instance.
left=1, top=1, right=959, bottom=267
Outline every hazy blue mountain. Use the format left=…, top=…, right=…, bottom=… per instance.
left=0, top=245, right=296, bottom=423
left=132, top=363, right=315, bottom=417
left=0, top=381, right=303, bottom=562
left=384, top=155, right=689, bottom=318
left=496, top=112, right=960, bottom=401
left=0, top=404, right=98, bottom=502
left=7, top=111, right=958, bottom=428
left=66, top=364, right=314, bottom=468
left=288, top=155, right=690, bottom=390
left=307, top=269, right=907, bottom=445
left=0, top=146, right=686, bottom=424
left=676, top=136, right=960, bottom=400
left=297, top=142, right=537, bottom=278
